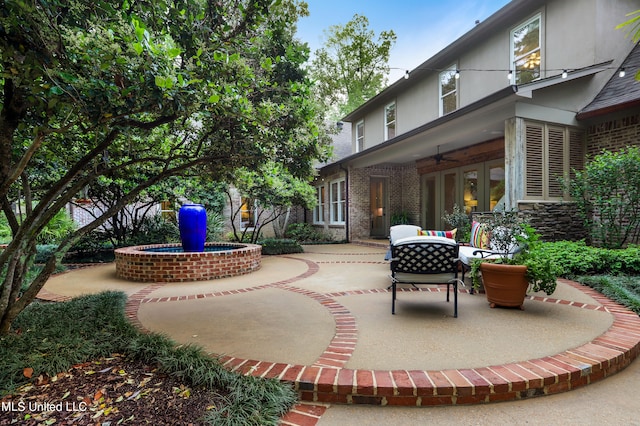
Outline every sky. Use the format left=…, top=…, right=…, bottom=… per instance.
left=295, top=0, right=512, bottom=83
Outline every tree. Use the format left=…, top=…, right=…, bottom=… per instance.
left=617, top=10, right=640, bottom=80
left=0, top=0, right=331, bottom=333
left=309, top=14, right=396, bottom=119
left=569, top=147, right=640, bottom=249
left=226, top=162, right=315, bottom=243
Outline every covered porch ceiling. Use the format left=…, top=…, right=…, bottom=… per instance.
left=322, top=62, right=611, bottom=172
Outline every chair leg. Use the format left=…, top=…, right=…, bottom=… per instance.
left=454, top=281, right=458, bottom=318
left=392, top=282, right=396, bottom=314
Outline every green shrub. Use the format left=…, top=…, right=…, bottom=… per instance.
left=0, top=212, right=10, bottom=244
left=285, top=223, right=333, bottom=243
left=532, top=241, right=640, bottom=277
left=568, top=146, right=640, bottom=248
left=390, top=211, right=411, bottom=226
left=34, top=244, right=58, bottom=264
left=123, top=214, right=180, bottom=247
left=576, top=275, right=640, bottom=314
left=37, top=209, right=77, bottom=245
left=1, top=292, right=296, bottom=423
left=259, top=238, right=303, bottom=255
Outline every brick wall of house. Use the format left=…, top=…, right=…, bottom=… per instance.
left=347, top=163, right=419, bottom=241
left=585, top=112, right=640, bottom=157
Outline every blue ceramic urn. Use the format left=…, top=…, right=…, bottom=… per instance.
left=178, top=204, right=207, bottom=252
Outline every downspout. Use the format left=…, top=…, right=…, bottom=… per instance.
left=339, top=162, right=350, bottom=243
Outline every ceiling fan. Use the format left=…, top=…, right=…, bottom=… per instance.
left=433, top=145, right=457, bottom=164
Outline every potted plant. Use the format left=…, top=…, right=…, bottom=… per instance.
left=470, top=211, right=558, bottom=309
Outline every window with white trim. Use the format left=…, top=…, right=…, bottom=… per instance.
left=330, top=178, right=346, bottom=224
left=510, top=14, right=541, bottom=85
left=356, top=120, right=365, bottom=153
left=439, top=65, right=458, bottom=116
left=313, top=185, right=325, bottom=224
left=384, top=102, right=396, bottom=140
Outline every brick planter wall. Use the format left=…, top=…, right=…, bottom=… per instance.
left=115, top=242, right=261, bottom=282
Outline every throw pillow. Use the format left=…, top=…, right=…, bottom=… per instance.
left=418, top=229, right=457, bottom=240
left=470, top=221, right=489, bottom=249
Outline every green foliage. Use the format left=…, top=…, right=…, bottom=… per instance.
left=441, top=204, right=471, bottom=243
left=36, top=209, right=77, bottom=245
left=229, top=162, right=318, bottom=243
left=0, top=213, right=10, bottom=244
left=470, top=212, right=559, bottom=295
left=310, top=14, right=397, bottom=119
left=1, top=292, right=297, bottom=423
left=285, top=223, right=334, bottom=243
left=123, top=214, right=180, bottom=247
left=533, top=240, right=640, bottom=277
left=576, top=275, right=640, bottom=314
left=259, top=238, right=303, bottom=255
left=1, top=0, right=331, bottom=332
left=206, top=210, right=225, bottom=242
left=390, top=211, right=411, bottom=226
left=568, top=146, right=640, bottom=248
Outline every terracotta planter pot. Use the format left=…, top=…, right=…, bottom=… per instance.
left=479, top=263, right=528, bottom=309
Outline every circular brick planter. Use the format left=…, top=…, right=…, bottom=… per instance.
left=115, top=242, right=261, bottom=282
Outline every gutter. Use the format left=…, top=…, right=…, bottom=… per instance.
left=339, top=162, right=350, bottom=243
left=321, top=85, right=518, bottom=174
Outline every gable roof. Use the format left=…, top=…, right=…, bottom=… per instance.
left=342, top=0, right=545, bottom=122
left=577, top=43, right=640, bottom=120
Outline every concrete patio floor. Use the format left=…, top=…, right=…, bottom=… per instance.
left=40, top=243, right=640, bottom=425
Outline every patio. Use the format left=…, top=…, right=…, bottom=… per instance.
left=40, top=243, right=640, bottom=421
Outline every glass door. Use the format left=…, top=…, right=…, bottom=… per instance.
left=370, top=177, right=388, bottom=238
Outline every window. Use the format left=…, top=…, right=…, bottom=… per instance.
left=511, top=14, right=541, bottom=84
left=384, top=102, right=396, bottom=140
left=439, top=65, right=458, bottom=115
left=240, top=197, right=256, bottom=229
left=356, top=120, right=365, bottom=152
left=524, top=121, right=584, bottom=200
left=313, top=185, right=325, bottom=223
left=330, top=179, right=346, bottom=224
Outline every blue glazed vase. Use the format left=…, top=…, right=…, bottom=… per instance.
left=179, top=204, right=207, bottom=252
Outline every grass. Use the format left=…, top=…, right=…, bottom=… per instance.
left=0, top=291, right=297, bottom=425
left=576, top=275, right=640, bottom=314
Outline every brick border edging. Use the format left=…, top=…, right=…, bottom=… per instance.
left=39, top=258, right=640, bottom=408
left=220, top=278, right=640, bottom=406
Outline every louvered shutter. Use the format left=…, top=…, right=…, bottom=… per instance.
left=547, top=126, right=565, bottom=198
left=525, top=123, right=544, bottom=198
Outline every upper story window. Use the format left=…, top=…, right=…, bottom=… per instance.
left=439, top=65, right=458, bottom=116
left=356, top=120, right=365, bottom=153
left=313, top=185, right=325, bottom=224
left=384, top=102, right=396, bottom=140
left=511, top=14, right=541, bottom=85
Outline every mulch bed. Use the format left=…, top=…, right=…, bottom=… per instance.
left=0, top=354, right=226, bottom=425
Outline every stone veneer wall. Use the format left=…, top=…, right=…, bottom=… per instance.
left=473, top=202, right=586, bottom=242
left=517, top=202, right=586, bottom=242
left=115, top=243, right=261, bottom=282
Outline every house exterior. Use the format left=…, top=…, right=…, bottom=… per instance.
left=309, top=0, right=640, bottom=243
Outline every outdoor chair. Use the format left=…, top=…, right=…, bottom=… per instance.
left=390, top=236, right=462, bottom=317
left=385, top=224, right=422, bottom=261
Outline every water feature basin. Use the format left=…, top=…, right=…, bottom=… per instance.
left=115, top=242, right=262, bottom=282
